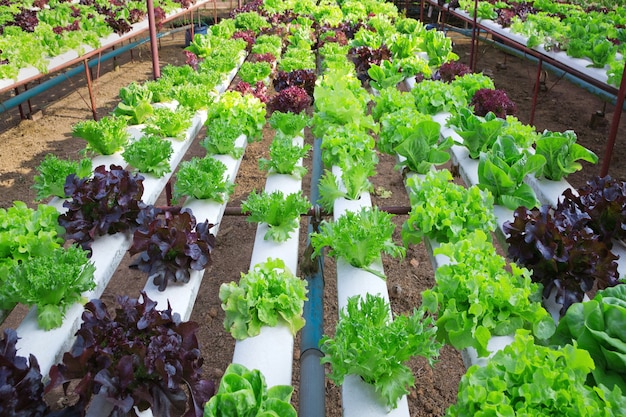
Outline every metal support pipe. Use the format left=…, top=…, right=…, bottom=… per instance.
left=600, top=62, right=626, bottom=177
left=0, top=29, right=183, bottom=115
left=146, top=0, right=161, bottom=80
left=530, top=58, right=543, bottom=126
left=83, top=59, right=98, bottom=121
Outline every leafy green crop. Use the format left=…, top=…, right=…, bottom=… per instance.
left=220, top=258, right=308, bottom=340
left=173, top=156, right=234, bottom=203
left=411, top=80, right=467, bottom=115
left=551, top=284, right=626, bottom=392
left=122, top=134, right=173, bottom=177
left=317, top=161, right=375, bottom=211
left=371, top=87, right=416, bottom=122
left=477, top=136, right=546, bottom=210
left=320, top=293, right=441, bottom=410
left=311, top=207, right=406, bottom=279
left=367, top=60, right=404, bottom=91
left=143, top=106, right=193, bottom=141
left=233, top=11, right=270, bottom=34
left=32, top=154, right=92, bottom=201
left=447, top=108, right=505, bottom=159
left=1, top=245, right=95, bottom=330
left=258, top=136, right=311, bottom=179
left=112, top=82, right=154, bottom=125
left=393, top=120, right=453, bottom=174
left=422, top=230, right=555, bottom=357
left=378, top=107, right=432, bottom=154
left=535, top=129, right=598, bottom=181
left=0, top=202, right=64, bottom=291
left=268, top=111, right=311, bottom=139
left=202, top=117, right=245, bottom=158
left=242, top=190, right=310, bottom=242
left=204, top=363, right=296, bottom=417
left=72, top=115, right=130, bottom=156
left=238, top=61, right=273, bottom=85
left=446, top=329, right=626, bottom=416
left=402, top=170, right=496, bottom=245
left=205, top=91, right=267, bottom=143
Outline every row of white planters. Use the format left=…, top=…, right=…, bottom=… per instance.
left=229, top=135, right=306, bottom=389
left=16, top=59, right=245, bottom=381
left=429, top=0, right=621, bottom=87
left=0, top=0, right=216, bottom=91
left=330, top=164, right=411, bottom=417
left=396, top=111, right=608, bottom=369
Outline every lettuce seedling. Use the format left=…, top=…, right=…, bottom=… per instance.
left=402, top=169, right=496, bottom=245
left=220, top=258, right=308, bottom=340
left=2, top=245, right=95, bottom=330
left=258, top=136, right=311, bottom=179
left=535, top=129, right=598, bottom=181
left=32, top=154, right=92, bottom=201
left=72, top=115, right=130, bottom=156
left=112, top=82, right=154, bottom=125
left=122, top=133, right=173, bottom=177
left=311, top=206, right=405, bottom=279
left=320, top=293, right=441, bottom=410
left=446, top=329, right=626, bottom=416
left=204, top=363, right=296, bottom=417
left=143, top=106, right=193, bottom=141
left=173, top=156, right=234, bottom=204
left=242, top=190, right=310, bottom=242
left=59, top=165, right=146, bottom=254
left=268, top=111, right=311, bottom=139
left=393, top=119, right=453, bottom=174
left=237, top=61, right=272, bottom=85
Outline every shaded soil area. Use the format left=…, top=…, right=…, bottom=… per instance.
left=1, top=20, right=625, bottom=416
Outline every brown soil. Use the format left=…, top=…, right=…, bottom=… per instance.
left=1, top=21, right=625, bottom=417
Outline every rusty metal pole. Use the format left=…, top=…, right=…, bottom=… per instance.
left=146, top=0, right=161, bottom=80
left=83, top=59, right=98, bottom=121
left=600, top=63, right=626, bottom=177
left=529, top=58, right=543, bottom=126
left=470, top=0, right=479, bottom=71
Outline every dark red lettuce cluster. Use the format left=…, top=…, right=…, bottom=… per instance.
left=250, top=52, right=277, bottom=65
left=437, top=60, right=472, bottom=82
left=232, top=30, right=256, bottom=51
left=59, top=164, right=146, bottom=255
left=231, top=81, right=270, bottom=103
left=267, top=85, right=311, bottom=114
left=350, top=45, right=391, bottom=83
left=504, top=194, right=620, bottom=316
left=129, top=206, right=216, bottom=291
left=273, top=69, right=317, bottom=98
left=470, top=88, right=517, bottom=118
left=46, top=293, right=214, bottom=417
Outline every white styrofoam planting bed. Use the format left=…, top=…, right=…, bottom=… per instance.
left=232, top=135, right=305, bottom=388
left=16, top=59, right=245, bottom=380
left=331, top=182, right=411, bottom=416
left=0, top=0, right=216, bottom=90
left=401, top=171, right=515, bottom=368
left=142, top=134, right=249, bottom=320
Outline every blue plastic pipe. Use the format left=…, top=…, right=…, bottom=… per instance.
left=0, top=28, right=184, bottom=115
left=299, top=136, right=326, bottom=417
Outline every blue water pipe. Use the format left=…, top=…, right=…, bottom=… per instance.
left=299, top=136, right=326, bottom=417
left=0, top=27, right=186, bottom=115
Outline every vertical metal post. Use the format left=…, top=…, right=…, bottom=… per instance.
left=529, top=58, right=543, bottom=126
left=146, top=0, right=161, bottom=80
left=14, top=87, right=25, bottom=120
left=600, top=63, right=626, bottom=177
left=470, top=0, right=479, bottom=71
left=83, top=59, right=98, bottom=121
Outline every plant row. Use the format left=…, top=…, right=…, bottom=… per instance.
left=447, top=0, right=626, bottom=87
left=0, top=0, right=212, bottom=82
